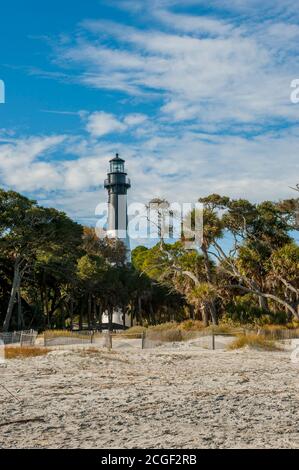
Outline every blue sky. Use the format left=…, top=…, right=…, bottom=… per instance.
left=0, top=0, right=299, bottom=235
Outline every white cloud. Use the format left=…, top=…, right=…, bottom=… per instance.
left=153, top=9, right=235, bottom=36
left=86, top=111, right=126, bottom=137
left=123, top=113, right=148, bottom=126
left=3, top=1, right=299, bottom=226
left=58, top=14, right=299, bottom=129
left=85, top=111, right=149, bottom=137
left=0, top=135, right=66, bottom=191
left=1, top=126, right=298, bottom=225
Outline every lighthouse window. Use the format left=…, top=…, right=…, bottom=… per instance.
left=111, top=161, right=124, bottom=173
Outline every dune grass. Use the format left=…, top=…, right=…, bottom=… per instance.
left=176, top=320, right=205, bottom=331
left=4, top=346, right=50, bottom=359
left=44, top=330, right=92, bottom=339
left=123, top=325, right=147, bottom=335
left=228, top=334, right=282, bottom=351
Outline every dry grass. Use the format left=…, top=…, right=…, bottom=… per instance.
left=208, top=324, right=242, bottom=335
left=177, top=320, right=204, bottom=331
left=147, top=328, right=183, bottom=342
left=124, top=326, right=147, bottom=335
left=120, top=321, right=299, bottom=345
left=260, top=325, right=287, bottom=332
left=127, top=321, right=243, bottom=343
left=4, top=346, right=50, bottom=359
left=44, top=330, right=91, bottom=339
left=258, top=325, right=299, bottom=340
left=148, top=322, right=178, bottom=332
left=228, top=334, right=282, bottom=351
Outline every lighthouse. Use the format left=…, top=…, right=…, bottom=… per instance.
left=102, top=154, right=132, bottom=330
left=104, top=153, right=131, bottom=260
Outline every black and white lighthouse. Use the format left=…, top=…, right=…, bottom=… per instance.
left=104, top=154, right=131, bottom=257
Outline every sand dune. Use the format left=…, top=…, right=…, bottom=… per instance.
left=0, top=346, right=298, bottom=449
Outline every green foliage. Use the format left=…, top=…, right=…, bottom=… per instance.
left=77, top=255, right=105, bottom=282
left=270, top=243, right=299, bottom=279
left=224, top=296, right=287, bottom=325
left=0, top=188, right=298, bottom=331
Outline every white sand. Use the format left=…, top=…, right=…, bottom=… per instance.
left=0, top=345, right=298, bottom=449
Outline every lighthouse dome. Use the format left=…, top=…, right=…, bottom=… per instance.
left=110, top=153, right=125, bottom=173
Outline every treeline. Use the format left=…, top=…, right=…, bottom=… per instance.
left=135, top=194, right=299, bottom=326
left=0, top=189, right=298, bottom=332
left=0, top=189, right=184, bottom=332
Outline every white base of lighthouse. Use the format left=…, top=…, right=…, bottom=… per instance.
left=101, top=308, right=133, bottom=329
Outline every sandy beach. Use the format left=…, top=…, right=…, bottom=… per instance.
left=0, top=346, right=299, bottom=449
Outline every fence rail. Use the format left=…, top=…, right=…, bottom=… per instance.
left=44, top=330, right=94, bottom=347
left=39, top=327, right=299, bottom=350
left=0, top=330, right=37, bottom=346
left=257, top=328, right=299, bottom=340
left=43, top=331, right=145, bottom=349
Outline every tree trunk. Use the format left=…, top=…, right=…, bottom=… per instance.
left=93, top=299, right=97, bottom=330
left=259, top=295, right=270, bottom=312
left=99, top=303, right=103, bottom=332
left=44, top=285, right=50, bottom=328
left=40, top=286, right=46, bottom=330
left=202, top=245, right=218, bottom=324
left=189, top=305, right=195, bottom=320
left=138, top=297, right=143, bottom=325
left=226, top=284, right=299, bottom=320
left=61, top=302, right=66, bottom=330
left=88, top=293, right=92, bottom=330
left=108, top=305, right=113, bottom=332
left=79, top=301, right=84, bottom=330
left=149, top=301, right=155, bottom=324
left=201, top=303, right=209, bottom=327
left=17, top=283, right=24, bottom=330
left=70, top=298, right=74, bottom=331
left=208, top=301, right=218, bottom=325
left=3, top=259, right=20, bottom=332
left=123, top=305, right=126, bottom=330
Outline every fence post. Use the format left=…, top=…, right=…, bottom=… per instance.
left=105, top=331, right=112, bottom=350
left=91, top=332, right=94, bottom=344
left=212, top=332, right=215, bottom=350
left=20, top=331, right=23, bottom=347
left=142, top=331, right=145, bottom=350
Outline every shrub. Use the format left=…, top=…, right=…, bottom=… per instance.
left=177, top=320, right=204, bottom=331
left=148, top=322, right=178, bottom=332
left=4, top=346, right=50, bottom=359
left=207, top=324, right=240, bottom=334
left=44, top=330, right=91, bottom=339
left=228, top=334, right=281, bottom=351
left=147, top=328, right=183, bottom=342
left=124, top=326, right=147, bottom=335
left=224, top=297, right=288, bottom=326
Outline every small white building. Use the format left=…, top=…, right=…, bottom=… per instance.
left=101, top=308, right=132, bottom=329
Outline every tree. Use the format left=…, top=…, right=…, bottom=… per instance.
left=206, top=196, right=299, bottom=320
left=0, top=190, right=82, bottom=331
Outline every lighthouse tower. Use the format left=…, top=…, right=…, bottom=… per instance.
left=104, top=153, right=131, bottom=259
left=102, top=154, right=131, bottom=329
